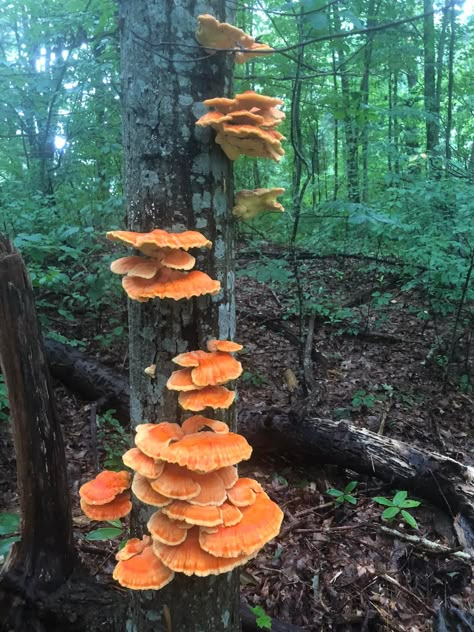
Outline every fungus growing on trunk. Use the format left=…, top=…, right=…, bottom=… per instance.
left=233, top=187, right=286, bottom=221
left=195, top=14, right=273, bottom=64
left=113, top=541, right=175, bottom=590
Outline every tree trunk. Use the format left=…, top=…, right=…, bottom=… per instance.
left=0, top=236, right=75, bottom=607
left=423, top=0, right=438, bottom=152
left=445, top=5, right=456, bottom=161
left=118, top=1, right=239, bottom=630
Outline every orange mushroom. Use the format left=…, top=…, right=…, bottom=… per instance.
left=162, top=501, right=224, bottom=528
left=122, top=447, right=165, bottom=479
left=206, top=339, right=243, bottom=353
left=226, top=478, right=263, bottom=507
left=107, top=228, right=212, bottom=252
left=215, top=465, right=238, bottom=489
left=122, top=268, right=221, bottom=302
left=166, top=368, right=205, bottom=392
left=150, top=463, right=201, bottom=500
left=188, top=471, right=227, bottom=506
left=172, top=350, right=209, bottom=367
left=220, top=502, right=244, bottom=527
left=178, top=385, right=235, bottom=411
left=131, top=473, right=172, bottom=507
left=181, top=415, right=229, bottom=435
left=80, top=491, right=132, bottom=521
left=110, top=256, right=161, bottom=278
left=160, top=429, right=252, bottom=473
left=233, top=188, right=285, bottom=221
left=153, top=527, right=250, bottom=576
left=116, top=535, right=152, bottom=561
left=189, top=352, right=243, bottom=387
left=147, top=511, right=191, bottom=545
left=113, top=542, right=175, bottom=590
left=79, top=470, right=131, bottom=505
left=199, top=491, right=283, bottom=558
left=135, top=422, right=184, bottom=459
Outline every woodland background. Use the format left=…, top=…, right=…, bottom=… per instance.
left=0, top=0, right=473, bottom=630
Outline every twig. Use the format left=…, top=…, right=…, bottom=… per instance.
left=379, top=573, right=436, bottom=615
left=377, top=398, right=393, bottom=436
left=379, top=525, right=473, bottom=561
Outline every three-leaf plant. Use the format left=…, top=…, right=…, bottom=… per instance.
left=373, top=491, right=420, bottom=529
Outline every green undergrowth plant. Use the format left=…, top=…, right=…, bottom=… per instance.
left=86, top=519, right=125, bottom=543
left=373, top=491, right=421, bottom=529
left=249, top=605, right=272, bottom=630
left=97, top=409, right=128, bottom=470
left=0, top=512, right=20, bottom=561
left=326, top=481, right=358, bottom=506
left=0, top=377, right=9, bottom=423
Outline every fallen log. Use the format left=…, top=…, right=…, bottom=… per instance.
left=247, top=413, right=474, bottom=531
left=44, top=338, right=130, bottom=422
left=42, top=341, right=474, bottom=531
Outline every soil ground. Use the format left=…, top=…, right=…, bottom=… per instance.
left=1, top=253, right=473, bottom=631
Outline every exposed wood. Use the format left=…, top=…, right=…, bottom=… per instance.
left=247, top=413, right=474, bottom=531
left=0, top=236, right=75, bottom=597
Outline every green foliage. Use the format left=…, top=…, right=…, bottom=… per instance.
left=0, top=377, right=10, bottom=423
left=0, top=512, right=20, bottom=561
left=326, top=481, right=358, bottom=505
left=351, top=389, right=378, bottom=410
left=242, top=370, right=268, bottom=387
left=249, top=605, right=272, bottom=630
left=97, top=409, right=129, bottom=470
left=373, top=491, right=421, bottom=529
left=85, top=519, right=125, bottom=541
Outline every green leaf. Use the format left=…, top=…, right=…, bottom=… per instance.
left=382, top=506, right=400, bottom=520
left=0, top=513, right=20, bottom=536
left=85, top=527, right=123, bottom=541
left=345, top=495, right=357, bottom=505
left=372, top=496, right=393, bottom=507
left=106, top=519, right=122, bottom=527
left=326, top=488, right=343, bottom=497
left=400, top=500, right=421, bottom=509
left=401, top=511, right=418, bottom=529
left=0, top=536, right=20, bottom=559
left=392, top=491, right=408, bottom=506
left=344, top=481, right=358, bottom=493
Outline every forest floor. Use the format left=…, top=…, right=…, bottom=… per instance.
left=1, top=253, right=473, bottom=631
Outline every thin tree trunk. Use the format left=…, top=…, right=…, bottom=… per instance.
left=359, top=0, right=377, bottom=202
left=445, top=5, right=456, bottom=160
left=423, top=0, right=438, bottom=152
left=119, top=1, right=239, bottom=630
left=0, top=237, right=75, bottom=593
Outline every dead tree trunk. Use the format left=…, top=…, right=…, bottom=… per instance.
left=118, top=1, right=239, bottom=630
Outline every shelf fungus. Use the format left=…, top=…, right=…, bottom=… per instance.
left=79, top=340, right=283, bottom=590
left=107, top=228, right=220, bottom=301
left=233, top=188, right=285, bottom=221
left=196, top=14, right=274, bottom=64
left=79, top=470, right=132, bottom=521
left=196, top=90, right=285, bottom=162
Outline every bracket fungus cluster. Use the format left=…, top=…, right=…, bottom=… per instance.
left=196, top=14, right=274, bottom=64
left=79, top=470, right=132, bottom=521
left=196, top=90, right=286, bottom=162
left=167, top=339, right=243, bottom=412
left=80, top=341, right=283, bottom=590
left=233, top=187, right=286, bottom=221
left=107, top=228, right=220, bottom=301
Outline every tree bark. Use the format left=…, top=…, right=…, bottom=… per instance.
left=118, top=1, right=239, bottom=630
left=0, top=237, right=75, bottom=599
left=423, top=0, right=438, bottom=152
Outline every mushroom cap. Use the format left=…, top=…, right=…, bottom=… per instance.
left=160, top=430, right=252, bottom=473
left=215, top=129, right=284, bottom=163
left=110, top=256, right=161, bottom=279
left=132, top=473, right=173, bottom=507
left=159, top=248, right=196, bottom=270
left=162, top=501, right=224, bottom=527
left=226, top=109, right=265, bottom=126
left=80, top=491, right=132, bottom=521
left=226, top=477, right=263, bottom=507
left=235, top=90, right=283, bottom=110
left=181, top=415, right=229, bottom=435
left=135, top=422, right=184, bottom=459
left=215, top=465, right=239, bottom=489
left=221, top=123, right=286, bottom=145
left=147, top=511, right=191, bottom=545
left=206, top=339, right=243, bottom=353
left=172, top=350, right=208, bottom=367
left=190, top=352, right=243, bottom=387
left=166, top=368, right=205, bottom=392
left=202, top=96, right=237, bottom=113
left=122, top=268, right=221, bottom=302
left=196, top=110, right=232, bottom=128
left=79, top=470, right=131, bottom=506
left=196, top=14, right=253, bottom=50
left=251, top=105, right=285, bottom=127
left=233, top=187, right=285, bottom=221
left=199, top=491, right=283, bottom=558
left=150, top=463, right=201, bottom=500
left=219, top=502, right=244, bottom=527
left=235, top=43, right=274, bottom=64
left=188, top=471, right=227, bottom=506
left=107, top=228, right=212, bottom=252
left=122, top=448, right=165, bottom=479
left=113, top=543, right=175, bottom=590
left=116, top=535, right=152, bottom=561
left=153, top=527, right=250, bottom=576
left=179, top=385, right=235, bottom=411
